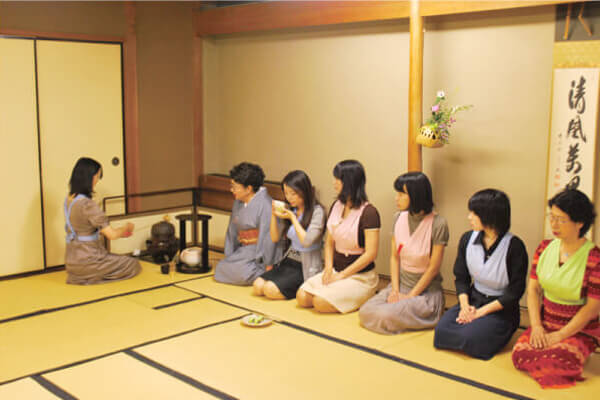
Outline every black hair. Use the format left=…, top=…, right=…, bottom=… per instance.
left=333, top=160, right=368, bottom=208
left=548, top=189, right=596, bottom=238
left=229, top=162, right=265, bottom=192
left=69, top=157, right=102, bottom=198
left=468, top=189, right=511, bottom=237
left=393, top=172, right=433, bottom=214
left=282, top=170, right=321, bottom=230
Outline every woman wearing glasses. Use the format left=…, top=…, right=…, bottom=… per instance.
left=512, top=189, right=600, bottom=388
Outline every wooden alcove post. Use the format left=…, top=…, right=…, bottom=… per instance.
left=124, top=1, right=142, bottom=212
left=407, top=0, right=424, bottom=172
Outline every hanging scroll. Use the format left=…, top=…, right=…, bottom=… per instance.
left=544, top=68, right=599, bottom=238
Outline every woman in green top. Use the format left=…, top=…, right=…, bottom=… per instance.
left=512, top=189, right=600, bottom=388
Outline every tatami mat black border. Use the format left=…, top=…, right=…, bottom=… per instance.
left=124, top=350, right=238, bottom=400
left=0, top=309, right=247, bottom=386
left=0, top=274, right=214, bottom=324
left=31, top=375, right=77, bottom=400
left=176, top=286, right=259, bottom=314
left=153, top=296, right=204, bottom=310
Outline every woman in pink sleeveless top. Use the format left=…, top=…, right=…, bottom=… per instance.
left=359, top=172, right=448, bottom=333
left=297, top=160, right=380, bottom=313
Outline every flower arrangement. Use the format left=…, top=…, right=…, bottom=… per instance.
left=417, top=91, right=472, bottom=147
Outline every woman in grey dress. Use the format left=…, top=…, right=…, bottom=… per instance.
left=214, top=162, right=283, bottom=286
left=359, top=172, right=448, bottom=334
left=253, top=170, right=325, bottom=299
left=65, top=157, right=140, bottom=285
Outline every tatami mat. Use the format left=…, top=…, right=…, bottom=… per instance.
left=124, top=285, right=202, bottom=309
left=2, top=270, right=599, bottom=399
left=177, top=278, right=600, bottom=399
left=380, top=329, right=600, bottom=400
left=43, top=353, right=218, bottom=400
left=0, top=296, right=246, bottom=383
left=0, top=378, right=59, bottom=399
left=176, top=278, right=421, bottom=349
left=0, top=261, right=212, bottom=322
left=135, top=320, right=506, bottom=400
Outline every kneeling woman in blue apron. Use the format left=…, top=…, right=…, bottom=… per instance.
left=64, top=157, right=141, bottom=284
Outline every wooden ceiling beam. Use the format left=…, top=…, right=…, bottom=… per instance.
left=195, top=0, right=580, bottom=36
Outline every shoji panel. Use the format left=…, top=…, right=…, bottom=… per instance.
left=37, top=40, right=125, bottom=267
left=0, top=38, right=45, bottom=275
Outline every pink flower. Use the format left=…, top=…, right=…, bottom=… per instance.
left=432, top=105, right=440, bottom=112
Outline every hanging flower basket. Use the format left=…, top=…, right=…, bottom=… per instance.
left=416, top=123, right=444, bottom=148
left=417, top=90, right=472, bottom=149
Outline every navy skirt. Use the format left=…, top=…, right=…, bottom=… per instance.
left=433, top=288, right=519, bottom=360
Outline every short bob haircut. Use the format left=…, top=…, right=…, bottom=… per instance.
left=69, top=157, right=102, bottom=198
left=468, top=189, right=511, bottom=236
left=333, top=160, right=368, bottom=208
left=394, top=172, right=433, bottom=214
left=282, top=170, right=320, bottom=230
left=548, top=189, right=596, bottom=238
left=229, top=162, right=265, bottom=193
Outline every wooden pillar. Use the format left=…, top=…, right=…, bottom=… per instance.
left=123, top=1, right=142, bottom=212
left=407, top=0, right=423, bottom=172
left=192, top=24, right=204, bottom=185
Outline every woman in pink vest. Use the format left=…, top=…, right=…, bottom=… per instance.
left=359, top=172, right=448, bottom=333
left=297, top=160, right=380, bottom=313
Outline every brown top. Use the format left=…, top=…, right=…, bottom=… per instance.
left=68, top=196, right=109, bottom=235
left=65, top=196, right=140, bottom=285
left=329, top=203, right=381, bottom=272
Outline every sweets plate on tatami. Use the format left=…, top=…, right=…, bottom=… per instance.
left=241, top=314, right=272, bottom=327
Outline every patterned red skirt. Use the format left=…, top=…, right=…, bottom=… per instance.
left=512, top=299, right=599, bottom=389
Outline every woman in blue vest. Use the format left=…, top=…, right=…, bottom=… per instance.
left=433, top=189, right=528, bottom=359
left=64, top=157, right=140, bottom=284
left=253, top=170, right=325, bottom=299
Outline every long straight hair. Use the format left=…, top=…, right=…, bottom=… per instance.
left=282, top=170, right=320, bottom=230
left=69, top=157, right=102, bottom=198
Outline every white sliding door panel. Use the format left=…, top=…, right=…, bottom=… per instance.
left=0, top=38, right=45, bottom=275
left=37, top=40, right=125, bottom=267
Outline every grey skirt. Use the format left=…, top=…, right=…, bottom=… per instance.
left=358, top=279, right=444, bottom=335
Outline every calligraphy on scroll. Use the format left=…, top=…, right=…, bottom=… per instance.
left=544, top=68, right=598, bottom=238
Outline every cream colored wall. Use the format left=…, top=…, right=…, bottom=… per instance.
left=422, top=8, right=557, bottom=290
left=204, top=21, right=410, bottom=279
left=203, top=7, right=589, bottom=298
